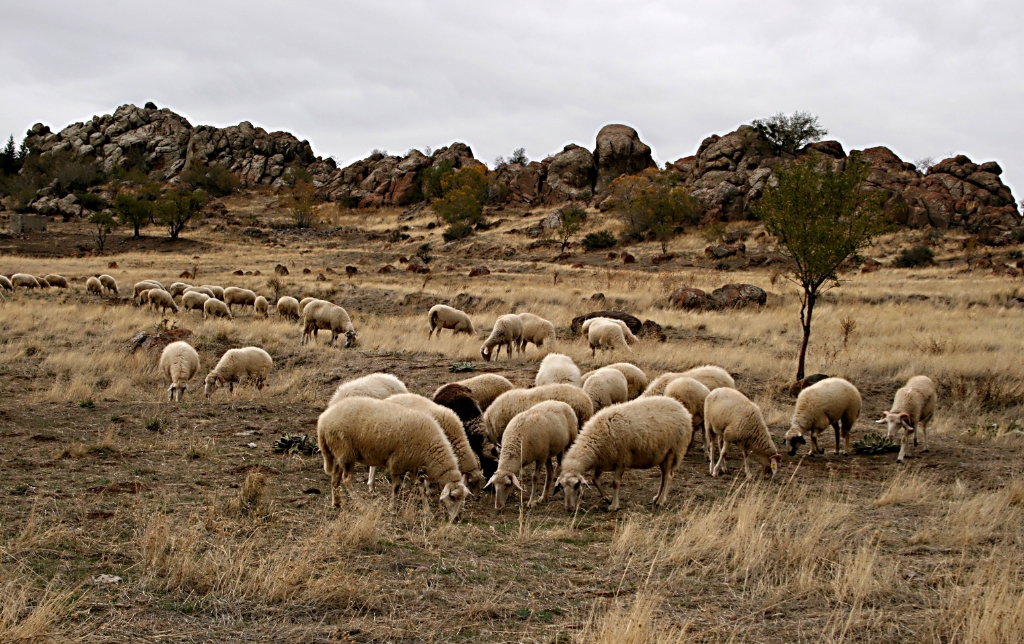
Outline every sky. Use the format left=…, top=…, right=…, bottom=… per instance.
left=1, top=1, right=1021, bottom=196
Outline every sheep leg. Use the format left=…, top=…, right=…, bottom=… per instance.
left=712, top=441, right=730, bottom=477
left=541, top=458, right=556, bottom=503
left=831, top=422, right=842, bottom=454
left=841, top=422, right=851, bottom=456
left=608, top=467, right=624, bottom=511
left=705, top=425, right=716, bottom=475
left=592, top=469, right=608, bottom=500
left=527, top=462, right=540, bottom=507
left=653, top=455, right=674, bottom=506
left=921, top=419, right=929, bottom=452
left=367, top=466, right=377, bottom=492
left=809, top=433, right=822, bottom=455
left=333, top=463, right=357, bottom=508
left=896, top=430, right=908, bottom=463
left=419, top=475, right=432, bottom=517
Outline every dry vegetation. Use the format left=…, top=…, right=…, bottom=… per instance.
left=2, top=199, right=1024, bottom=642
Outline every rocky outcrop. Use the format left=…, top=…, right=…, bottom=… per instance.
left=541, top=144, right=597, bottom=203
left=184, top=121, right=315, bottom=188
left=669, top=283, right=767, bottom=310
left=592, top=124, right=656, bottom=192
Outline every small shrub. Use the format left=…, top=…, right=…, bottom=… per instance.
left=74, top=191, right=107, bottom=211
left=449, top=362, right=475, bottom=373
left=415, top=243, right=432, bottom=264
left=272, top=434, right=320, bottom=456
left=78, top=399, right=95, bottom=409
left=582, top=230, right=617, bottom=251
left=443, top=222, right=474, bottom=242
left=894, top=244, right=934, bottom=268
left=145, top=417, right=162, bottom=432
left=179, top=160, right=239, bottom=196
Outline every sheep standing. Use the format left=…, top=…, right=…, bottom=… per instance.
left=427, top=304, right=475, bottom=338
left=432, top=383, right=497, bottom=477
left=133, top=280, right=163, bottom=303
left=555, top=396, right=691, bottom=512
left=35, top=276, right=51, bottom=288
left=587, top=319, right=632, bottom=356
left=786, top=377, right=862, bottom=456
left=449, top=373, right=515, bottom=411
left=86, top=276, right=103, bottom=295
left=98, top=274, right=118, bottom=295
left=184, top=285, right=216, bottom=299
left=485, top=383, right=594, bottom=444
left=599, top=363, right=649, bottom=399
left=317, top=397, right=471, bottom=520
left=201, top=285, right=225, bottom=300
left=480, top=314, right=524, bottom=361
left=276, top=296, right=300, bottom=320
left=328, top=373, right=408, bottom=408
left=159, top=341, right=200, bottom=402
left=149, top=289, right=179, bottom=315
left=0, top=275, right=12, bottom=291
left=203, top=298, right=233, bottom=320
left=704, top=387, right=781, bottom=478
left=581, top=317, right=637, bottom=345
left=682, top=365, right=735, bottom=391
left=582, top=367, right=629, bottom=411
left=254, top=295, right=269, bottom=317
left=168, top=282, right=191, bottom=298
left=664, top=377, right=711, bottom=449
left=535, top=353, right=581, bottom=387
left=43, top=274, right=68, bottom=288
left=487, top=400, right=578, bottom=510
left=204, top=347, right=273, bottom=396
left=298, top=296, right=324, bottom=314
left=182, top=291, right=211, bottom=313
left=301, top=300, right=356, bottom=347
left=517, top=312, right=557, bottom=353
left=876, top=375, right=936, bottom=463
left=11, top=274, right=40, bottom=288
left=223, top=287, right=258, bottom=313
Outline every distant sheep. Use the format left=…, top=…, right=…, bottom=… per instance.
left=159, top=341, right=200, bottom=402
left=254, top=295, right=269, bottom=317
left=517, top=312, right=557, bottom=352
left=587, top=319, right=631, bottom=356
left=555, top=396, right=692, bottom=512
left=148, top=289, right=179, bottom=315
left=487, top=400, right=578, bottom=510
left=168, top=282, right=191, bottom=298
left=298, top=297, right=321, bottom=314
left=203, top=297, right=233, bottom=320
left=301, top=300, right=356, bottom=347
left=480, top=314, right=524, bottom=361
left=582, top=367, right=629, bottom=411
left=86, top=276, right=103, bottom=295
left=485, top=383, right=593, bottom=444
left=184, top=285, right=216, bottom=299
left=428, top=304, right=475, bottom=338
left=201, top=285, right=225, bottom=300
left=43, top=274, right=68, bottom=288
left=0, top=275, right=12, bottom=291
left=328, top=373, right=408, bottom=408
left=223, top=286, right=258, bottom=313
left=276, top=296, right=300, bottom=321
left=450, top=373, right=515, bottom=411
left=704, top=387, right=781, bottom=478
left=98, top=274, right=118, bottom=295
left=182, top=291, right=211, bottom=313
left=11, top=273, right=40, bottom=288
left=535, top=353, right=581, bottom=387
left=133, top=280, right=163, bottom=303
left=36, top=276, right=51, bottom=288
left=432, top=383, right=497, bottom=477
left=682, top=365, right=735, bottom=391
left=786, top=377, right=862, bottom=456
left=664, top=377, right=711, bottom=449
left=581, top=317, right=637, bottom=345
left=876, top=375, right=936, bottom=463
left=204, top=347, right=273, bottom=396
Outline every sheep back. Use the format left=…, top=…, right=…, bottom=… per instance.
left=582, top=367, right=629, bottom=411
left=535, top=353, right=581, bottom=387
left=498, top=400, right=578, bottom=474
left=682, top=365, right=735, bottom=390
left=329, top=373, right=408, bottom=407
left=485, top=383, right=594, bottom=443
left=664, top=377, right=711, bottom=429
left=452, top=373, right=515, bottom=410
left=790, top=377, right=862, bottom=435
left=704, top=387, right=778, bottom=460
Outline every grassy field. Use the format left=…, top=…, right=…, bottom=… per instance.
left=2, top=199, right=1024, bottom=642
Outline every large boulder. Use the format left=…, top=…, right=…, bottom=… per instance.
left=593, top=124, right=656, bottom=192
left=543, top=145, right=596, bottom=203
left=710, top=283, right=767, bottom=308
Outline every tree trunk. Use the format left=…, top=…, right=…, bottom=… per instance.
left=796, top=288, right=817, bottom=381
left=133, top=223, right=141, bottom=238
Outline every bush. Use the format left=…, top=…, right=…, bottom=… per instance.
left=154, top=188, right=208, bottom=239
left=422, top=159, right=455, bottom=200
left=75, top=191, right=107, bottom=211
left=752, top=111, right=827, bottom=156
left=279, top=179, right=318, bottom=228
left=894, top=244, right=934, bottom=268
left=443, top=222, right=474, bottom=242
left=179, top=160, right=239, bottom=196
left=605, top=169, right=701, bottom=253
left=582, top=230, right=617, bottom=251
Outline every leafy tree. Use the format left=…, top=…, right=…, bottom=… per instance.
left=605, top=168, right=701, bottom=254
left=508, top=147, right=528, bottom=165
left=753, top=153, right=890, bottom=381
left=179, top=160, right=239, bottom=196
left=154, top=188, right=208, bottom=239
left=0, top=135, right=21, bottom=176
left=556, top=205, right=587, bottom=253
left=89, top=210, right=116, bottom=251
left=752, top=111, right=827, bottom=156
left=114, top=192, right=154, bottom=238
left=433, top=166, right=489, bottom=240
left=280, top=179, right=318, bottom=228
left=582, top=230, right=617, bottom=251
left=422, top=159, right=455, bottom=200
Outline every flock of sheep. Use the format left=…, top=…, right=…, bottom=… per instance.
left=3, top=270, right=938, bottom=520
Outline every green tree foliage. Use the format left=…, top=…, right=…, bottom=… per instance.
left=556, top=205, right=587, bottom=252
left=605, top=168, right=701, bottom=254
left=0, top=135, right=21, bottom=176
left=752, top=111, right=827, bottom=156
left=2, top=149, right=104, bottom=210
left=154, top=188, right=208, bottom=239
left=433, top=165, right=489, bottom=241
left=279, top=179, right=318, bottom=228
left=114, top=192, right=154, bottom=238
left=753, top=153, right=890, bottom=380
left=582, top=230, right=617, bottom=251
left=421, top=159, right=455, bottom=200
left=894, top=244, right=934, bottom=268
left=179, top=160, right=239, bottom=196
left=89, top=210, right=116, bottom=251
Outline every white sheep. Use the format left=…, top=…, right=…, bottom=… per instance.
left=664, top=377, right=711, bottom=450
left=301, top=300, right=356, bottom=347
left=601, top=363, right=649, bottom=400
left=329, top=373, right=409, bottom=408
left=317, top=396, right=471, bottom=520
left=581, top=317, right=637, bottom=345
left=184, top=285, right=216, bottom=299
left=485, top=383, right=594, bottom=444
left=182, top=291, right=211, bottom=313
left=168, top=282, right=191, bottom=298
left=223, top=286, right=257, bottom=313
left=98, top=274, right=118, bottom=295
left=86, top=276, right=103, bottom=295
left=11, top=273, right=40, bottom=288
left=785, top=377, right=862, bottom=457
left=876, top=375, right=936, bottom=463
left=704, top=387, right=781, bottom=478
left=517, top=312, right=557, bottom=352
left=428, top=304, right=475, bottom=338
left=0, top=275, right=12, bottom=291
left=275, top=296, right=300, bottom=321
left=203, top=346, right=273, bottom=396
left=43, top=274, right=68, bottom=288
left=298, top=296, right=321, bottom=313
left=149, top=289, right=179, bottom=315
left=254, top=295, right=269, bottom=317
left=535, top=353, right=581, bottom=387
left=480, top=314, right=524, bottom=361
left=555, top=396, right=692, bottom=512
left=133, top=280, right=163, bottom=303
left=582, top=367, right=629, bottom=411
left=36, top=276, right=51, bottom=288
left=159, top=341, right=200, bottom=402
left=682, top=365, right=735, bottom=391
left=387, top=393, right=484, bottom=494
left=137, top=289, right=155, bottom=306
left=449, top=373, right=515, bottom=411
left=486, top=400, right=578, bottom=510
left=201, top=285, right=225, bottom=300
left=587, top=319, right=632, bottom=356
left=203, top=297, right=233, bottom=320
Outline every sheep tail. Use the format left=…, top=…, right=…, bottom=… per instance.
left=318, top=431, right=334, bottom=476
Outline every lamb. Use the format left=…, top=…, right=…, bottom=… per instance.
left=203, top=346, right=273, bottom=396
left=664, top=377, right=711, bottom=449
left=427, top=304, right=475, bottom=338
left=184, top=285, right=216, bottom=299
left=275, top=296, right=300, bottom=321
left=200, top=285, right=225, bottom=300
left=137, top=289, right=155, bottom=306
left=35, top=276, right=51, bottom=288
left=554, top=396, right=691, bottom=512
left=317, top=397, right=471, bottom=520
left=587, top=319, right=632, bottom=356
left=785, top=377, right=862, bottom=457
left=168, top=282, right=191, bottom=298
left=480, top=314, right=524, bottom=361
left=486, top=400, right=578, bottom=510
left=581, top=367, right=629, bottom=411
left=517, top=312, right=557, bottom=352
left=148, top=289, right=179, bottom=315
left=601, top=363, right=649, bottom=400
left=98, top=274, right=118, bottom=295
left=11, top=273, right=40, bottom=288
left=432, top=383, right=498, bottom=477
left=159, top=341, right=200, bottom=402
left=328, top=373, right=408, bottom=408
left=43, top=274, right=68, bottom=288
left=535, top=353, right=581, bottom=387
left=387, top=393, right=484, bottom=495
left=0, top=275, right=12, bottom=291
left=254, top=295, right=269, bottom=317
left=182, top=291, right=211, bottom=313
left=203, top=297, right=233, bottom=320
left=133, top=280, right=163, bottom=303
left=223, top=286, right=258, bottom=313
left=86, top=276, right=103, bottom=295
left=682, top=365, right=735, bottom=391
left=484, top=383, right=594, bottom=444
left=448, top=373, right=515, bottom=411
left=704, top=387, right=782, bottom=477
left=876, top=375, right=936, bottom=463
left=301, top=300, right=356, bottom=347
left=581, top=317, right=637, bottom=345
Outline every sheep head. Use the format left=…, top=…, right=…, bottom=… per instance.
left=784, top=426, right=806, bottom=457
left=876, top=412, right=913, bottom=441
left=204, top=373, right=224, bottom=397
left=484, top=470, right=523, bottom=511
left=554, top=472, right=588, bottom=513
left=480, top=345, right=492, bottom=362
left=439, top=480, right=471, bottom=522
left=344, top=329, right=357, bottom=348
left=464, top=469, right=485, bottom=497
left=768, top=453, right=782, bottom=476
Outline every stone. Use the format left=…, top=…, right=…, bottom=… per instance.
left=622, top=252, right=636, bottom=264
left=345, top=266, right=358, bottom=276
left=705, top=243, right=745, bottom=259
left=242, top=227, right=265, bottom=237
left=651, top=253, right=674, bottom=264
left=108, top=261, right=119, bottom=269
left=233, top=269, right=244, bottom=275
left=406, top=256, right=430, bottom=274
left=451, top=293, right=482, bottom=312
left=593, top=124, right=657, bottom=192
left=710, top=283, right=767, bottom=308
left=543, top=144, right=596, bottom=203
left=179, top=270, right=192, bottom=279
left=638, top=320, right=666, bottom=342
left=570, top=310, right=642, bottom=335
left=316, top=273, right=327, bottom=281
left=670, top=287, right=713, bottom=310
left=469, top=266, right=490, bottom=277
left=8, top=214, right=48, bottom=234
left=541, top=212, right=562, bottom=230
left=379, top=264, right=396, bottom=273
left=274, top=264, right=289, bottom=275
left=590, top=293, right=606, bottom=304
left=302, top=268, right=311, bottom=274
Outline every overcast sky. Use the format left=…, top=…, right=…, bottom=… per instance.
left=2, top=1, right=1021, bottom=195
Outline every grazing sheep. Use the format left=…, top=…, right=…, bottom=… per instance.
left=298, top=296, right=321, bottom=313
left=203, top=297, right=233, bottom=320
left=876, top=375, right=936, bottom=463
left=587, top=319, right=632, bottom=356
left=317, top=397, right=472, bottom=520
left=487, top=400, right=578, bottom=510
left=388, top=393, right=484, bottom=495
left=159, top=341, right=200, bottom=402
left=43, top=274, right=68, bottom=288
left=582, top=317, right=637, bottom=345
left=276, top=296, right=300, bottom=321
left=704, top=387, right=781, bottom=478
left=599, top=363, right=649, bottom=400
left=432, top=383, right=497, bottom=477
left=182, top=291, right=211, bottom=313
left=786, top=377, right=862, bottom=456
left=137, top=289, right=154, bottom=306
left=642, top=372, right=684, bottom=397
left=86, top=276, right=103, bottom=295
left=133, top=280, right=163, bottom=303
left=168, top=282, right=191, bottom=298
left=582, top=367, right=629, bottom=411
left=535, top=353, right=581, bottom=387
left=328, top=373, right=408, bottom=408
left=480, top=314, right=524, bottom=361
left=201, top=285, right=225, bottom=300
left=450, top=373, right=515, bottom=411
left=0, top=275, right=12, bottom=291
left=203, top=347, right=273, bottom=396
left=254, top=295, right=269, bottom=317
left=184, top=285, right=216, bottom=299
left=301, top=300, right=356, bottom=347
left=35, top=276, right=51, bottom=288
left=149, top=289, right=179, bottom=315
left=223, top=286, right=258, bottom=313
left=428, top=304, right=475, bottom=338
left=555, top=396, right=691, bottom=512
left=485, top=383, right=594, bottom=444
left=664, top=377, right=711, bottom=449
left=517, top=312, right=557, bottom=352
left=98, top=274, right=118, bottom=295
left=682, top=365, right=735, bottom=391
left=11, top=273, right=40, bottom=288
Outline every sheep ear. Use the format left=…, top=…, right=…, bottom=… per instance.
left=510, top=474, right=524, bottom=491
